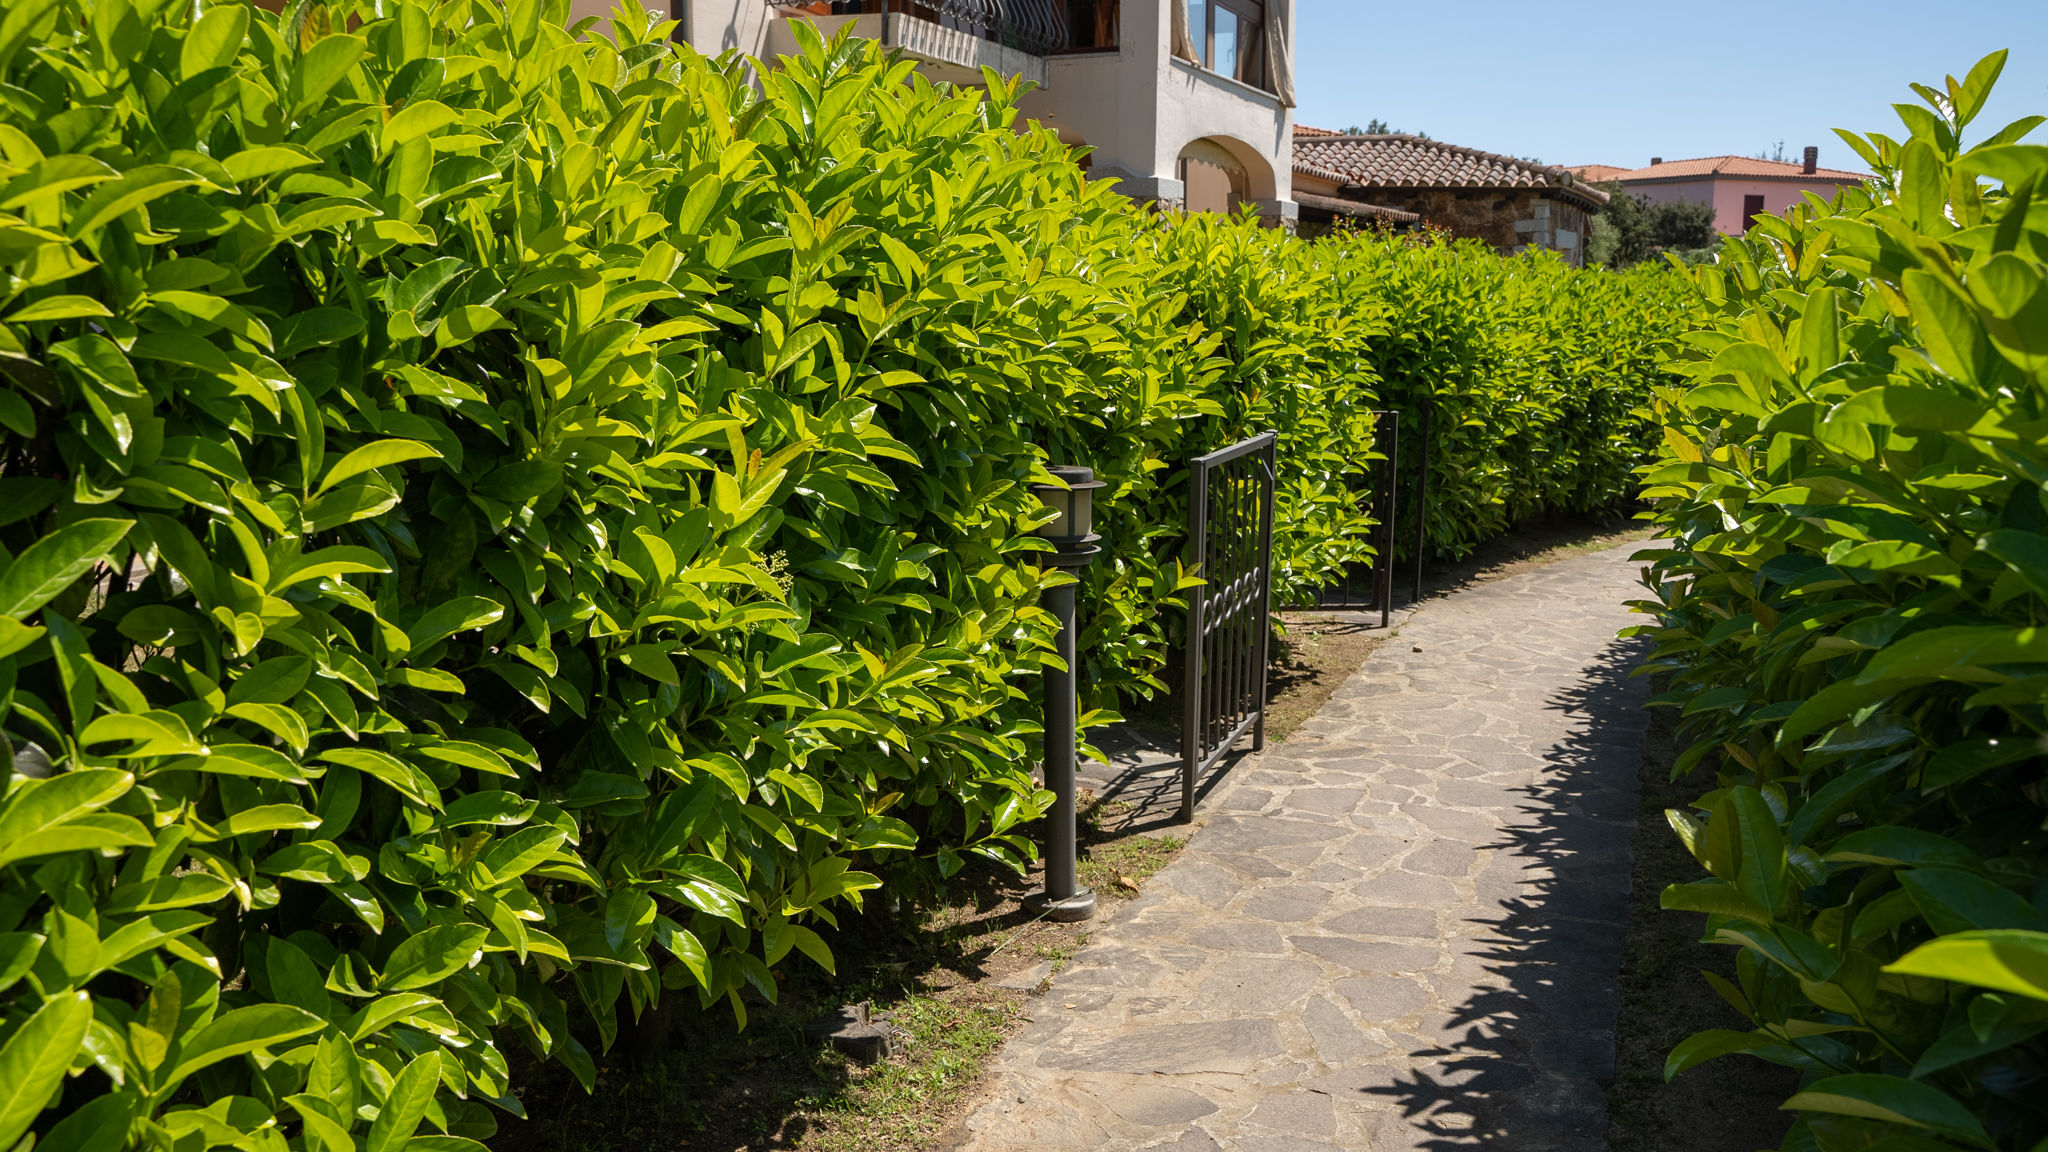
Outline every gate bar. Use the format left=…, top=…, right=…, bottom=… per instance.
left=1412, top=397, right=1432, bottom=604
left=1181, top=430, right=1277, bottom=821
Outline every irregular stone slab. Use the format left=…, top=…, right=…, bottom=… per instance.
left=1195, top=814, right=1336, bottom=853
left=1281, top=787, right=1366, bottom=815
left=1288, top=935, right=1440, bottom=974
left=1038, top=1020, right=1286, bottom=1075
left=1319, top=906, right=1438, bottom=939
left=1334, top=975, right=1431, bottom=1019
left=955, top=544, right=1652, bottom=1152
left=1105, top=1085, right=1220, bottom=1126
left=1185, top=919, right=1287, bottom=954
left=1239, top=885, right=1333, bottom=923
left=1194, top=957, right=1320, bottom=1015
left=1244, top=1090, right=1337, bottom=1137
left=1302, top=994, right=1385, bottom=1065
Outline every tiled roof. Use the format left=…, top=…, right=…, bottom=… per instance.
left=1290, top=131, right=1610, bottom=206
left=1294, top=124, right=1342, bottom=138
left=1598, top=155, right=1868, bottom=182
left=1293, top=158, right=1354, bottom=185
left=1566, top=164, right=1630, bottom=183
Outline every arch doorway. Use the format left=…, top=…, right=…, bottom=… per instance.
left=1175, top=136, right=1273, bottom=216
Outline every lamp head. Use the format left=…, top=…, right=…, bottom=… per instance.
left=1032, top=465, right=1106, bottom=539
left=1030, top=465, right=1106, bottom=564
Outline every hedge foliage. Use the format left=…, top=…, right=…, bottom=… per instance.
left=1356, top=240, right=1696, bottom=558
left=0, top=0, right=1685, bottom=1147
left=1635, top=51, right=2048, bottom=1151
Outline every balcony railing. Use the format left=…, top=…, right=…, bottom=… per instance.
left=772, top=1, right=1118, bottom=57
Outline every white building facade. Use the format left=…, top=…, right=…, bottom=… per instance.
left=569, top=1, right=1299, bottom=226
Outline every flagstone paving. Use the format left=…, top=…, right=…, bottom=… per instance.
left=953, top=542, right=1653, bottom=1152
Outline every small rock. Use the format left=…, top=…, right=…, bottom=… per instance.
left=804, top=1002, right=897, bottom=1065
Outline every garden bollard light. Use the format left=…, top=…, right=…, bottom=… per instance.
left=1024, top=464, right=1104, bottom=923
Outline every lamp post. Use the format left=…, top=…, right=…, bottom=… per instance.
left=1024, top=464, right=1104, bottom=923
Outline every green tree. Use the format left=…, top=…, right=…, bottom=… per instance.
left=1588, top=184, right=1718, bottom=268
left=1339, top=119, right=1427, bottom=138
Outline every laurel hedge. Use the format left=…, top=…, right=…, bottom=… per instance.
left=0, top=0, right=1687, bottom=1147
left=1354, top=234, right=1697, bottom=558
left=1634, top=51, right=2048, bottom=1151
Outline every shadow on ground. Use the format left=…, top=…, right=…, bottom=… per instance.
left=1077, top=725, right=1249, bottom=836
left=1363, top=635, right=1648, bottom=1150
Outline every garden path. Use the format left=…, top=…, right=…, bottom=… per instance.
left=951, top=542, right=1652, bottom=1152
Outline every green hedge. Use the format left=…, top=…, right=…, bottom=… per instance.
left=0, top=0, right=1686, bottom=1147
left=1354, top=235, right=1698, bottom=558
left=1635, top=51, right=2048, bottom=1151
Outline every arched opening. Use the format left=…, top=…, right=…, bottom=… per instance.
left=1174, top=136, right=1274, bottom=216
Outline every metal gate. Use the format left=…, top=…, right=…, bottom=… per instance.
left=1305, top=402, right=1432, bottom=622
left=1181, top=431, right=1277, bottom=821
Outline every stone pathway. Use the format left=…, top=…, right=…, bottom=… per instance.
left=954, top=543, right=1651, bottom=1152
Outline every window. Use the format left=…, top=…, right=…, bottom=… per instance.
left=1062, top=0, right=1120, bottom=51
left=1742, top=193, right=1766, bottom=231
left=1188, top=0, right=1265, bottom=90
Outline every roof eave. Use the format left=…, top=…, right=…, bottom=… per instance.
left=1616, top=170, right=1871, bottom=185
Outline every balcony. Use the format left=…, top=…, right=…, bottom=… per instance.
left=768, top=2, right=1119, bottom=88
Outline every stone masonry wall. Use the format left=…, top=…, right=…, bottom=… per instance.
left=1339, top=187, right=1591, bottom=266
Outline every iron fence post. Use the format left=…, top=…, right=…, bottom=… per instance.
left=1375, top=410, right=1398, bottom=629
left=1180, top=457, right=1208, bottom=823
left=1252, top=433, right=1276, bottom=752
left=1412, top=397, right=1432, bottom=604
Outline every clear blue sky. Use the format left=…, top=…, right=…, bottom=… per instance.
left=1294, top=0, right=2048, bottom=171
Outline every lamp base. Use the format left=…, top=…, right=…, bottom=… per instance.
left=1036, top=534, right=1103, bottom=569
left=1024, top=888, right=1098, bottom=922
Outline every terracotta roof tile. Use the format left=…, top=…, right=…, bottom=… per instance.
left=1566, top=164, right=1630, bottom=183
left=1294, top=124, right=1342, bottom=138
left=1293, top=158, right=1354, bottom=185
left=1602, top=155, right=1868, bottom=182
left=1290, top=131, right=1609, bottom=206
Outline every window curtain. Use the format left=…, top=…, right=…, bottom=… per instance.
left=1263, top=0, right=1295, bottom=106
left=1170, top=0, right=1200, bottom=64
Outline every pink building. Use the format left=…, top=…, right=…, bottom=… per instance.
left=1568, top=147, right=1868, bottom=235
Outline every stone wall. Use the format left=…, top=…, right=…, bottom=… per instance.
left=1332, top=187, right=1592, bottom=266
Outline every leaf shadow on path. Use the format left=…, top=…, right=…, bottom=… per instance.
left=1358, top=635, right=1649, bottom=1151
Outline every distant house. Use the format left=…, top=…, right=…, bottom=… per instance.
left=1567, top=148, right=1868, bottom=235
left=1292, top=128, right=1608, bottom=265
left=569, top=1, right=1308, bottom=227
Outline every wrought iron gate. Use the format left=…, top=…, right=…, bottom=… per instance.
left=1304, top=401, right=1433, bottom=622
left=1181, top=431, right=1277, bottom=821
left=1310, top=410, right=1399, bottom=624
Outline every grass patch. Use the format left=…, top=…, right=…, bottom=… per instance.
left=1078, top=827, right=1183, bottom=899
left=795, top=991, right=1022, bottom=1152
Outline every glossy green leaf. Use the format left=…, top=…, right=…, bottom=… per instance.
left=0, top=517, right=132, bottom=619
left=315, top=439, right=441, bottom=496
left=164, top=1003, right=325, bottom=1083
left=1784, top=1074, right=1992, bottom=1148
left=379, top=923, right=488, bottom=991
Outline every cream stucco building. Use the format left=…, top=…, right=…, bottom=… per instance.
left=568, top=1, right=1301, bottom=226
